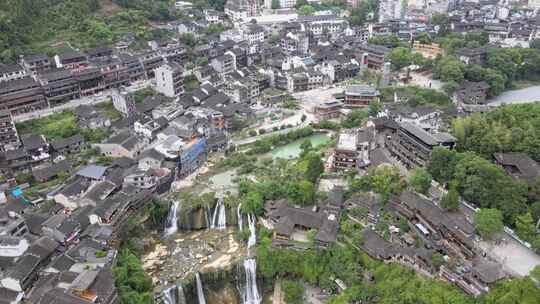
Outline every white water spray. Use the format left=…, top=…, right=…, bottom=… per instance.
left=242, top=259, right=261, bottom=304
left=196, top=273, right=206, bottom=304
left=162, top=285, right=176, bottom=304
left=162, top=283, right=186, bottom=304
left=247, top=213, right=256, bottom=248
left=164, top=201, right=180, bottom=236
left=210, top=198, right=226, bottom=230
left=237, top=203, right=243, bottom=231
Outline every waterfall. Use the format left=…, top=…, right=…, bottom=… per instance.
left=164, top=201, right=180, bottom=237
left=210, top=198, right=226, bottom=230
left=237, top=203, right=243, bottom=231
left=242, top=259, right=261, bottom=304
left=162, top=285, right=176, bottom=304
left=162, top=284, right=186, bottom=304
left=205, top=205, right=211, bottom=228
left=195, top=273, right=206, bottom=304
left=247, top=214, right=256, bottom=248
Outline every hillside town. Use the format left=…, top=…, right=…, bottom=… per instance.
left=1, top=0, right=540, bottom=304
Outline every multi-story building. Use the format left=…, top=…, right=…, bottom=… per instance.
left=456, top=47, right=488, bottom=65
left=379, top=0, right=403, bottom=23
left=0, top=64, right=27, bottom=83
left=287, top=72, right=309, bottom=93
left=155, top=63, right=185, bottom=98
left=344, top=85, right=380, bottom=108
left=119, top=54, right=146, bottom=83
left=93, top=57, right=131, bottom=89
left=453, top=81, right=490, bottom=105
left=333, top=132, right=360, bottom=172
left=75, top=67, right=105, bottom=96
left=243, top=24, right=265, bottom=45
left=280, top=32, right=310, bottom=55
left=54, top=49, right=88, bottom=71
left=111, top=89, right=136, bottom=117
left=137, top=50, right=165, bottom=78
left=299, top=15, right=348, bottom=36
left=357, top=44, right=390, bottom=70
left=0, top=77, right=48, bottom=116
left=211, top=53, right=237, bottom=76
left=386, top=122, right=456, bottom=168
left=20, top=54, right=52, bottom=74
left=179, top=137, right=207, bottom=177
left=333, top=128, right=375, bottom=171
left=36, top=69, right=80, bottom=107
left=224, top=0, right=259, bottom=20
left=313, top=100, right=344, bottom=122
left=0, top=110, right=20, bottom=152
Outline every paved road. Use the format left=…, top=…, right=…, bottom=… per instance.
left=488, top=85, right=540, bottom=106
left=13, top=81, right=152, bottom=123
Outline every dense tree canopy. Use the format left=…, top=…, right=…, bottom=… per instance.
left=452, top=104, right=540, bottom=162
left=409, top=168, right=432, bottom=194
left=475, top=208, right=504, bottom=240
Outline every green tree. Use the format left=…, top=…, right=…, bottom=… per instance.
left=388, top=47, right=412, bottom=70
left=441, top=186, right=460, bottom=211
left=241, top=191, right=264, bottom=215
left=300, top=139, right=312, bottom=153
left=415, top=32, right=432, bottom=44
left=431, top=252, right=445, bottom=270
left=515, top=212, right=537, bottom=242
left=431, top=13, right=450, bottom=36
left=475, top=208, right=504, bottom=240
left=289, top=180, right=315, bottom=205
left=368, top=100, right=382, bottom=116
left=180, top=33, right=196, bottom=47
left=298, top=5, right=316, bottom=15
left=409, top=168, right=432, bottom=194
left=304, top=152, right=324, bottom=183
left=442, top=80, right=459, bottom=95
left=271, top=0, right=280, bottom=9
left=434, top=57, right=465, bottom=83
left=343, top=110, right=369, bottom=128
left=282, top=280, right=304, bottom=304
left=371, top=166, right=404, bottom=203
left=531, top=265, right=540, bottom=282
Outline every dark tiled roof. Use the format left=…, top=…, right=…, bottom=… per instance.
left=32, top=160, right=71, bottom=181
left=22, top=134, right=47, bottom=150
left=51, top=134, right=85, bottom=150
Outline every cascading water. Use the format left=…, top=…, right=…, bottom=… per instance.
left=205, top=205, right=211, bottom=228
left=247, top=213, right=256, bottom=248
left=162, top=283, right=186, bottom=304
left=241, top=259, right=261, bottom=304
left=210, top=198, right=227, bottom=230
left=195, top=273, right=206, bottom=304
left=237, top=203, right=243, bottom=231
left=162, top=285, right=176, bottom=304
left=164, top=201, right=180, bottom=237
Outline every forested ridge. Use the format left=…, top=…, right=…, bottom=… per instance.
left=0, top=0, right=223, bottom=63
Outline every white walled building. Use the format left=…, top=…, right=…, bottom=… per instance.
left=155, top=63, right=184, bottom=98
left=111, top=89, right=136, bottom=117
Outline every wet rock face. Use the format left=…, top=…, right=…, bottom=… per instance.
left=182, top=266, right=242, bottom=304
left=206, top=285, right=240, bottom=304
left=177, top=204, right=239, bottom=231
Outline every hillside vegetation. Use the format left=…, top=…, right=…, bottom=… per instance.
left=0, top=0, right=173, bottom=62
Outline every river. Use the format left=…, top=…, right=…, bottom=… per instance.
left=488, top=85, right=540, bottom=106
